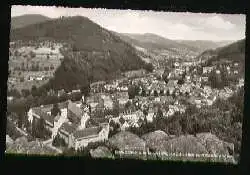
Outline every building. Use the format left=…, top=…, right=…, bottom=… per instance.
left=123, top=69, right=146, bottom=78
left=203, top=66, right=214, bottom=74
left=59, top=123, right=109, bottom=150
left=28, top=95, right=110, bottom=150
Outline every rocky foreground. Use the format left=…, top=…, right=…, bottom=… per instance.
left=5, top=131, right=236, bottom=163
left=90, top=131, right=236, bottom=163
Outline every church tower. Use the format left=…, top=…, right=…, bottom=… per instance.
left=78, top=95, right=90, bottom=130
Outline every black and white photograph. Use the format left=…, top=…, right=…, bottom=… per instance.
left=6, top=5, right=245, bottom=164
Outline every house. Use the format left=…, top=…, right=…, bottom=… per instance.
left=166, top=108, right=175, bottom=117
left=90, top=81, right=106, bottom=93
left=101, top=94, right=113, bottom=109
left=123, top=69, right=146, bottom=78
left=234, top=62, right=239, bottom=67
left=121, top=121, right=130, bottom=131
left=72, top=89, right=81, bottom=93
left=73, top=123, right=109, bottom=150
left=201, top=77, right=208, bottom=82
left=58, top=122, right=109, bottom=150
left=57, top=89, right=66, bottom=97
left=146, top=112, right=155, bottom=122
left=203, top=66, right=214, bottom=74
left=233, top=70, right=238, bottom=74
left=160, top=96, right=174, bottom=104
left=216, top=70, right=221, bottom=74
left=174, top=62, right=180, bottom=68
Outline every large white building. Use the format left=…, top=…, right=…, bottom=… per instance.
left=27, top=96, right=110, bottom=150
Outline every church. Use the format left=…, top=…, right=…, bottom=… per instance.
left=27, top=95, right=110, bottom=150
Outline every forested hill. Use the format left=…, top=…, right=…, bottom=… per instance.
left=10, top=16, right=148, bottom=91
left=198, top=39, right=245, bottom=64
left=11, top=14, right=51, bottom=29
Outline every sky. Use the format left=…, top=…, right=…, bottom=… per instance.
left=11, top=5, right=246, bottom=41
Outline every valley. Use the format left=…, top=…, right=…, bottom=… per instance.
left=6, top=13, right=245, bottom=163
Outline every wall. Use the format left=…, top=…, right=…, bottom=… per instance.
left=74, top=135, right=100, bottom=150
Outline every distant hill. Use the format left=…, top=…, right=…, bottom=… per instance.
left=116, top=33, right=198, bottom=52
left=11, top=14, right=51, bottom=29
left=197, top=39, right=245, bottom=77
left=176, top=40, right=235, bottom=52
left=10, top=16, right=147, bottom=91
left=114, top=32, right=201, bottom=68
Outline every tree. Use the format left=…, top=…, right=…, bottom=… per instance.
left=31, top=85, right=38, bottom=97
left=21, top=62, right=25, bottom=71
left=109, top=120, right=120, bottom=138
left=119, top=117, right=125, bottom=125
left=141, top=88, right=146, bottom=97
left=34, top=118, right=51, bottom=139
left=128, top=85, right=139, bottom=99
left=162, top=67, right=170, bottom=84
left=208, top=70, right=224, bottom=89
left=112, top=99, right=120, bottom=117
left=51, top=103, right=61, bottom=117
left=7, top=89, right=21, bottom=98
left=50, top=64, right=54, bottom=70
left=30, top=51, right=36, bottom=58
left=177, top=78, right=184, bottom=85
left=144, top=63, right=154, bottom=73
left=125, top=100, right=132, bottom=109
left=20, top=77, right=24, bottom=82
left=44, top=66, right=49, bottom=71
left=153, top=107, right=165, bottom=130
left=52, top=134, right=66, bottom=147
left=154, top=90, right=158, bottom=97
left=80, top=83, right=90, bottom=97
left=142, top=106, right=149, bottom=116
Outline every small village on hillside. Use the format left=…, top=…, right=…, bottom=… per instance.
left=6, top=8, right=245, bottom=163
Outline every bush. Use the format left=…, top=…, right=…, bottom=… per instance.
left=144, top=63, right=154, bottom=73
left=52, top=134, right=66, bottom=147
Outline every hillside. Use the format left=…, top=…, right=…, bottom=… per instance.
left=176, top=40, right=235, bottom=52
left=11, top=14, right=51, bottom=29
left=198, top=39, right=245, bottom=64
left=10, top=16, right=148, bottom=91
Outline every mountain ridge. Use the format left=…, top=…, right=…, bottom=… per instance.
left=11, top=14, right=51, bottom=29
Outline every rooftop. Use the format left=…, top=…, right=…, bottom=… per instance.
left=32, top=107, right=55, bottom=124
left=73, top=126, right=102, bottom=139
left=59, top=122, right=77, bottom=134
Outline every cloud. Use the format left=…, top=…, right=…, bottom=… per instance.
left=203, top=16, right=235, bottom=30
left=11, top=6, right=245, bottom=41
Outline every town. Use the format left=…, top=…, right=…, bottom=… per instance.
left=6, top=40, right=244, bottom=160
left=6, top=10, right=245, bottom=163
